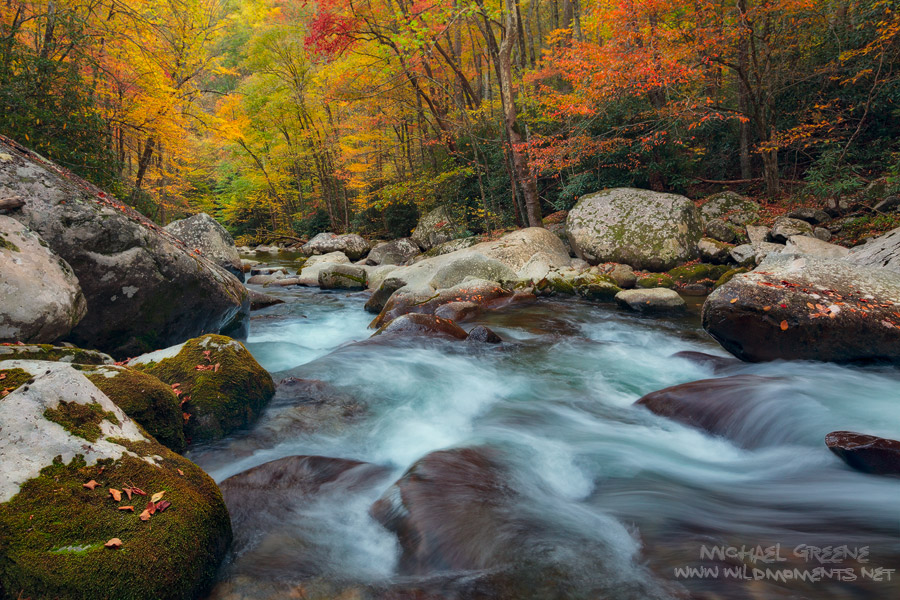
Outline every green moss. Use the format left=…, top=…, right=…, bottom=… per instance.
left=0, top=344, right=113, bottom=366
left=0, top=233, right=19, bottom=252
left=132, top=335, right=274, bottom=444
left=571, top=274, right=622, bottom=301
left=0, top=447, right=232, bottom=600
left=547, top=277, right=577, bottom=295
left=295, top=257, right=307, bottom=269
left=715, top=267, right=750, bottom=288
left=667, top=263, right=731, bottom=284
left=43, top=401, right=120, bottom=443
left=0, top=368, right=32, bottom=395
left=637, top=273, right=675, bottom=289
left=85, top=367, right=186, bottom=453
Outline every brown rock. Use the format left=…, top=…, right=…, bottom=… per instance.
left=825, top=431, right=900, bottom=476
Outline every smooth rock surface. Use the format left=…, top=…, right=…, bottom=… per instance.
left=846, top=227, right=900, bottom=273
left=615, top=288, right=686, bottom=313
left=366, top=238, right=420, bottom=265
left=301, top=232, right=370, bottom=260
left=784, top=235, right=850, bottom=259
left=825, top=431, right=900, bottom=475
left=165, top=213, right=243, bottom=279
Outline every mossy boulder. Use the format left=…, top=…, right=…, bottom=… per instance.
left=0, top=344, right=113, bottom=366
left=83, top=365, right=186, bottom=453
left=714, top=267, right=750, bottom=289
left=667, top=263, right=731, bottom=295
left=698, top=191, right=761, bottom=225
left=129, top=335, right=274, bottom=444
left=0, top=367, right=32, bottom=397
left=0, top=360, right=232, bottom=600
left=317, top=264, right=368, bottom=290
left=636, top=273, right=675, bottom=289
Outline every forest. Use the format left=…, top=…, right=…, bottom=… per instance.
left=2, top=0, right=899, bottom=242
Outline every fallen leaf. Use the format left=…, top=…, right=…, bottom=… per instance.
left=104, top=538, right=123, bottom=549
left=807, top=302, right=815, bottom=309
left=730, top=298, right=738, bottom=304
left=131, top=487, right=146, bottom=496
left=0, top=374, right=5, bottom=380
left=155, top=500, right=171, bottom=512
left=139, top=509, right=151, bottom=521
left=124, top=487, right=133, bottom=500
left=177, top=469, right=184, bottom=476
left=780, top=320, right=789, bottom=331
left=762, top=306, right=771, bottom=312
left=83, top=480, right=99, bottom=490
left=146, top=501, right=156, bottom=515
left=151, top=491, right=165, bottom=503
left=118, top=506, right=134, bottom=512
left=109, top=488, right=122, bottom=502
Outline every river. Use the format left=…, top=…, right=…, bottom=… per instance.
left=192, top=256, right=900, bottom=600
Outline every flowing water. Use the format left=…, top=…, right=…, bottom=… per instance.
left=194, top=257, right=900, bottom=600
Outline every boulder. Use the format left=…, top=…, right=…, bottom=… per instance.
left=248, top=289, right=284, bottom=310
left=165, top=213, right=243, bottom=280
left=365, top=264, right=400, bottom=291
left=434, top=301, right=481, bottom=321
left=374, top=313, right=470, bottom=340
left=427, top=253, right=517, bottom=289
left=0, top=216, right=86, bottom=343
left=246, top=274, right=284, bottom=285
left=536, top=271, right=621, bottom=301
left=729, top=242, right=782, bottom=267
left=825, top=431, right=900, bottom=476
left=783, top=235, right=850, bottom=259
left=129, top=335, right=275, bottom=443
left=846, top=227, right=900, bottom=273
left=82, top=365, right=186, bottom=453
left=303, top=251, right=350, bottom=266
left=704, top=219, right=736, bottom=243
left=467, top=325, right=503, bottom=344
left=0, top=344, right=113, bottom=365
left=873, top=195, right=900, bottom=213
left=372, top=278, right=514, bottom=328
left=814, top=227, right=833, bottom=242
left=615, top=288, right=686, bottom=313
left=0, top=360, right=231, bottom=600
left=697, top=237, right=733, bottom=264
left=771, top=216, right=813, bottom=242
left=636, top=273, right=675, bottom=289
left=746, top=225, right=771, bottom=245
left=249, top=266, right=288, bottom=276
left=714, top=267, right=749, bottom=289
left=787, top=207, right=831, bottom=225
left=600, top=263, right=637, bottom=288
left=318, top=264, right=368, bottom=290
left=366, top=238, right=420, bottom=265
left=566, top=187, right=703, bottom=271
left=0, top=138, right=248, bottom=358
left=667, top=263, right=732, bottom=295
left=365, top=277, right=406, bottom=314
left=698, top=191, right=760, bottom=224
left=410, top=205, right=464, bottom=250
left=702, top=253, right=900, bottom=362
left=301, top=232, right=370, bottom=260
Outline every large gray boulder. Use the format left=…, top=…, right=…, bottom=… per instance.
left=410, top=205, right=464, bottom=251
left=1, top=216, right=87, bottom=343
left=846, top=227, right=900, bottom=273
left=566, top=188, right=703, bottom=271
left=703, top=253, right=900, bottom=362
left=783, top=235, right=850, bottom=259
left=165, top=213, right=243, bottom=280
left=301, top=232, right=370, bottom=260
left=0, top=137, right=248, bottom=358
left=366, top=238, right=420, bottom=265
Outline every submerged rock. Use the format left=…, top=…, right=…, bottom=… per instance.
left=0, top=215, right=86, bottom=344
left=0, top=138, right=248, bottom=358
left=302, top=232, right=370, bottom=260
left=129, top=335, right=274, bottom=443
left=825, top=431, right=900, bottom=476
left=248, top=289, right=284, bottom=310
left=467, top=325, right=503, bottom=344
left=165, top=213, right=244, bottom=280
left=703, top=253, right=900, bottom=363
left=372, top=278, right=513, bottom=328
left=615, top=288, right=687, bottom=314
left=374, top=313, right=469, bottom=341
left=0, top=360, right=231, bottom=600
left=566, top=188, right=703, bottom=271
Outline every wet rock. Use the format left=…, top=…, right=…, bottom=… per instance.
left=698, top=191, right=760, bottom=225
left=671, top=350, right=742, bottom=373
left=846, top=226, right=900, bottom=273
left=129, top=334, right=275, bottom=443
left=771, top=216, right=814, bottom=242
left=615, top=288, right=686, bottom=314
left=697, top=237, right=734, bottom=264
left=247, top=274, right=284, bottom=285
left=0, top=216, right=87, bottom=344
left=704, top=218, right=736, bottom=243
left=318, top=264, right=368, bottom=290
left=434, top=301, right=480, bottom=322
left=375, top=314, right=469, bottom=341
left=825, top=431, right=900, bottom=476
left=635, top=375, right=781, bottom=448
left=366, top=238, right=420, bottom=265
left=787, top=207, right=831, bottom=225
left=0, top=138, right=247, bottom=358
left=372, top=279, right=513, bottom=328
left=0, top=360, right=231, bottom=600
left=248, top=289, right=284, bottom=310
left=467, top=325, right=502, bottom=344
left=703, top=253, right=900, bottom=362
left=0, top=344, right=113, bottom=365
left=165, top=213, right=243, bottom=280
left=365, top=277, right=406, bottom=314
left=667, top=263, right=731, bottom=295
left=411, top=205, right=465, bottom=251
left=302, top=232, right=370, bottom=260
left=566, top=187, right=703, bottom=271
left=783, top=235, right=849, bottom=259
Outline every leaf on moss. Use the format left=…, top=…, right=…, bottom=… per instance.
left=83, top=480, right=99, bottom=490
left=124, top=487, right=132, bottom=500
left=150, top=491, right=165, bottom=503
left=177, top=469, right=184, bottom=476
left=155, top=500, right=171, bottom=512
left=139, top=509, right=151, bottom=521
left=105, top=538, right=123, bottom=549
left=109, top=488, right=122, bottom=502
left=146, top=501, right=156, bottom=516
left=118, top=506, right=134, bottom=512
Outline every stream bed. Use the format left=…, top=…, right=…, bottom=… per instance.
left=192, top=260, right=900, bottom=600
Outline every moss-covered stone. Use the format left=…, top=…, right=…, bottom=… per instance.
left=0, top=232, right=19, bottom=252
left=85, top=366, right=186, bottom=453
left=572, top=274, right=622, bottom=301
left=43, top=401, right=119, bottom=443
left=0, top=344, right=113, bottom=365
left=637, top=273, right=675, bottom=289
left=715, top=267, right=750, bottom=289
left=130, top=335, right=274, bottom=444
left=0, top=367, right=31, bottom=396
left=667, top=263, right=732, bottom=284
left=0, top=447, right=231, bottom=600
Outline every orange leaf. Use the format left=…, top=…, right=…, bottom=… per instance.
left=763, top=306, right=771, bottom=312
left=82, top=480, right=99, bottom=490
left=104, top=538, right=123, bottom=549
left=109, top=488, right=122, bottom=502
left=124, top=487, right=132, bottom=500
left=139, top=509, right=151, bottom=521
left=730, top=298, right=738, bottom=304
left=780, top=320, right=789, bottom=331
left=118, top=506, right=134, bottom=512
left=177, top=469, right=184, bottom=476
left=146, top=501, right=156, bottom=515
